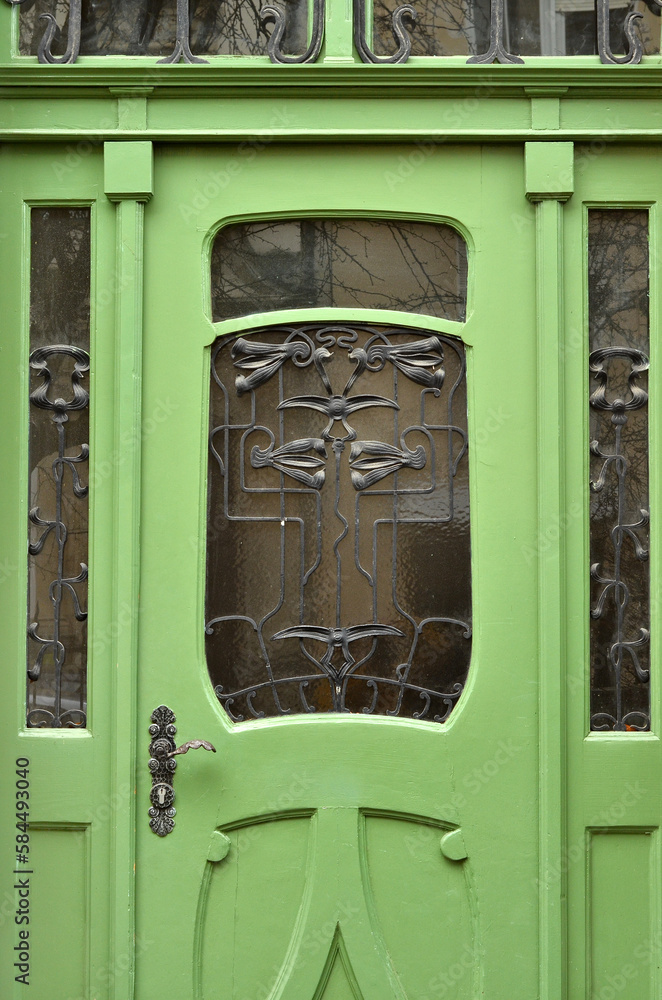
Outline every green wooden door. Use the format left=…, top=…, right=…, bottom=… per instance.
left=4, top=138, right=658, bottom=1000
left=133, top=142, right=540, bottom=1000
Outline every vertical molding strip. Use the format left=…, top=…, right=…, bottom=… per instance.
left=104, top=141, right=154, bottom=1000
left=525, top=140, right=574, bottom=1000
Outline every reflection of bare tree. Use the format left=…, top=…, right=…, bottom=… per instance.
left=373, top=0, right=490, bottom=56
left=19, top=0, right=307, bottom=57
left=30, top=207, right=90, bottom=350
left=211, top=219, right=468, bottom=322
left=588, top=210, right=650, bottom=731
left=27, top=209, right=90, bottom=728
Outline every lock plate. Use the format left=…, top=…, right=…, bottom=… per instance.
left=147, top=705, right=217, bottom=836
left=148, top=705, right=179, bottom=836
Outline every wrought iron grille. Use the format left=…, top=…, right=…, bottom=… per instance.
left=27, top=345, right=89, bottom=728
left=10, top=0, right=661, bottom=64
left=588, top=209, right=650, bottom=733
left=205, top=322, right=472, bottom=723
left=589, top=348, right=650, bottom=731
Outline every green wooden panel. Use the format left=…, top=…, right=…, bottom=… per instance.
left=198, top=816, right=312, bottom=1000
left=589, top=830, right=656, bottom=1000
left=0, top=145, right=120, bottom=1000
left=27, top=826, right=89, bottom=999
left=362, top=814, right=475, bottom=999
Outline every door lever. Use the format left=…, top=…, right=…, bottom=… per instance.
left=148, top=705, right=217, bottom=837
left=168, top=739, right=216, bottom=757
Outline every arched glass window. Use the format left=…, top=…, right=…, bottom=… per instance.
left=206, top=221, right=471, bottom=723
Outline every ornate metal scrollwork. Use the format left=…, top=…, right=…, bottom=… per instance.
left=260, top=0, right=325, bottom=64
left=157, top=0, right=208, bottom=64
left=466, top=0, right=522, bottom=64
left=206, top=323, right=472, bottom=723
left=27, top=345, right=90, bottom=728
left=589, top=347, right=650, bottom=732
left=7, top=0, right=207, bottom=64
left=6, top=0, right=81, bottom=64
left=595, top=0, right=662, bottom=64
left=148, top=706, right=216, bottom=836
left=354, top=0, right=417, bottom=64
left=7, top=0, right=658, bottom=65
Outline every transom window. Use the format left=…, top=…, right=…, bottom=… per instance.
left=12, top=0, right=660, bottom=65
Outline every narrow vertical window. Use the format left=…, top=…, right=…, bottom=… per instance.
left=588, top=209, right=650, bottom=732
left=27, top=207, right=91, bottom=728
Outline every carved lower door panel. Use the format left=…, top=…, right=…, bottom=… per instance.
left=197, top=808, right=475, bottom=1000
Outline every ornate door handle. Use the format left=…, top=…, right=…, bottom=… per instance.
left=148, top=705, right=217, bottom=837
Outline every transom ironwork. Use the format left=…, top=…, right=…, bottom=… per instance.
left=9, top=0, right=660, bottom=65
left=205, top=322, right=472, bottom=723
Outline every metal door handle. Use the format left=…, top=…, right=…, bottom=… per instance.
left=169, top=739, right=216, bottom=757
left=148, top=705, right=217, bottom=837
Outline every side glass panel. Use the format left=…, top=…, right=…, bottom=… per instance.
left=211, top=219, right=468, bottom=323
left=27, top=207, right=90, bottom=728
left=588, top=208, right=650, bottom=732
left=206, top=322, right=471, bottom=722
left=19, top=1, right=309, bottom=58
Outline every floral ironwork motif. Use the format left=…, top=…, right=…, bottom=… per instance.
left=206, top=323, right=471, bottom=723
left=589, top=346, right=650, bottom=732
left=27, top=345, right=89, bottom=728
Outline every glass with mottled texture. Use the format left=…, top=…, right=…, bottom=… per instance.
left=205, top=322, right=471, bottom=722
left=27, top=207, right=90, bottom=728
left=588, top=209, right=650, bottom=732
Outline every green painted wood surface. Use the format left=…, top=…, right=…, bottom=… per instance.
left=563, top=146, right=662, bottom=1000
left=0, top=36, right=659, bottom=996
left=0, top=147, right=117, bottom=1000
left=129, top=143, right=541, bottom=1000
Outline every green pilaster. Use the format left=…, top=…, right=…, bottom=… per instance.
left=526, top=139, right=574, bottom=1000
left=104, top=140, right=154, bottom=1000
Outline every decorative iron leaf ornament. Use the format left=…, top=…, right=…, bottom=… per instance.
left=349, top=440, right=426, bottom=490
left=260, top=0, right=325, bottom=63
left=589, top=347, right=650, bottom=732
left=354, top=0, right=417, bottom=63
left=206, top=323, right=472, bottom=723
left=27, top=345, right=90, bottom=728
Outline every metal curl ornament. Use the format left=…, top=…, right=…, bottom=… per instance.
left=260, top=0, right=325, bottom=64
left=354, top=0, right=417, bottom=64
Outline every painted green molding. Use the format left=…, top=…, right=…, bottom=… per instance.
left=525, top=141, right=574, bottom=202
left=526, top=140, right=573, bottom=1000
left=5, top=63, right=662, bottom=92
left=104, top=141, right=154, bottom=203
